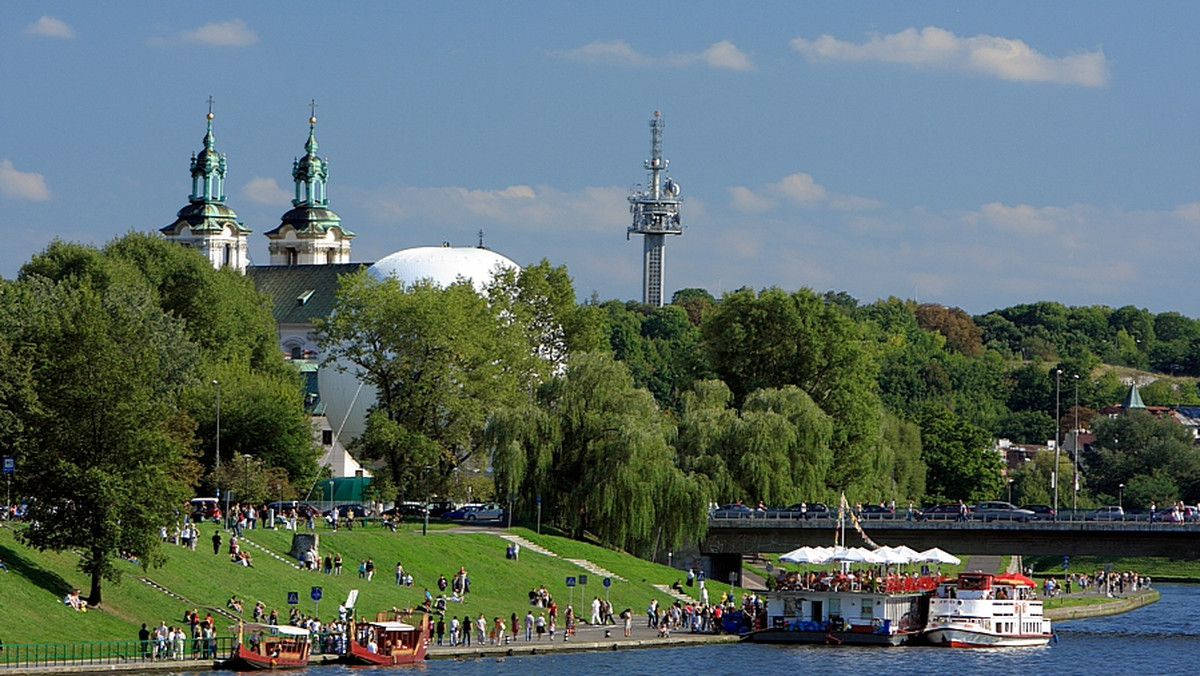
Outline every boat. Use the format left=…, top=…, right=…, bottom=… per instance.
left=343, top=613, right=430, bottom=666
left=922, top=571, right=1053, bottom=647
left=745, top=571, right=936, bottom=645
left=227, top=621, right=312, bottom=670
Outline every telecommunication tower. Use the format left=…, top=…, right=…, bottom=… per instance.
left=627, top=111, right=683, bottom=307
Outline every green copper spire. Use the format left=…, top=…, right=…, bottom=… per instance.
left=189, top=100, right=227, bottom=204
left=292, top=101, right=328, bottom=207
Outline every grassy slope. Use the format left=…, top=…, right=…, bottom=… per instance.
left=0, top=523, right=689, bottom=645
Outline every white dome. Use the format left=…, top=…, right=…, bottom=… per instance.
left=367, top=245, right=519, bottom=292
left=321, top=245, right=520, bottom=446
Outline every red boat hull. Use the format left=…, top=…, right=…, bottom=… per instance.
left=344, top=639, right=427, bottom=665
left=229, top=643, right=310, bottom=670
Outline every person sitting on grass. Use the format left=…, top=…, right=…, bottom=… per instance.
left=64, top=589, right=87, bottom=612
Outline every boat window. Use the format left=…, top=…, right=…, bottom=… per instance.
left=860, top=599, right=874, bottom=619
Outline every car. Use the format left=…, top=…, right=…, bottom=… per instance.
left=859, top=504, right=896, bottom=519
left=427, top=500, right=458, bottom=517
left=1084, top=506, right=1125, bottom=521
left=919, top=503, right=971, bottom=521
left=1152, top=506, right=1190, bottom=523
left=1021, top=504, right=1056, bottom=521
left=445, top=503, right=505, bottom=521
left=781, top=502, right=831, bottom=519
left=324, top=503, right=371, bottom=519
left=189, top=497, right=220, bottom=521
left=710, top=503, right=755, bottom=519
left=383, top=502, right=429, bottom=518
left=973, top=501, right=1035, bottom=523
left=267, top=500, right=318, bottom=516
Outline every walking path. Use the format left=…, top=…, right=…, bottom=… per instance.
left=488, top=530, right=626, bottom=582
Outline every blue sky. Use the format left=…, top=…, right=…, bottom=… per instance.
left=5, top=2, right=1200, bottom=316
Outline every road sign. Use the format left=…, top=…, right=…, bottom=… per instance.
left=565, top=576, right=576, bottom=587
left=603, top=577, right=611, bottom=588
left=311, top=586, right=323, bottom=601
left=287, top=591, right=299, bottom=605
left=2, top=457, right=13, bottom=474
left=579, top=574, right=588, bottom=586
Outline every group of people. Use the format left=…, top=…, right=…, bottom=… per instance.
left=136, top=610, right=220, bottom=661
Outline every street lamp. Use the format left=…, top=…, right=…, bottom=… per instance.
left=243, top=454, right=252, bottom=506
left=1007, top=478, right=1014, bottom=504
left=422, top=465, right=432, bottom=536
left=1118, top=483, right=1124, bottom=510
left=212, top=380, right=221, bottom=499
left=1072, top=374, right=1080, bottom=517
left=1053, top=369, right=1062, bottom=520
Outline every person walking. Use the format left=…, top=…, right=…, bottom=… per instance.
left=211, top=531, right=221, bottom=555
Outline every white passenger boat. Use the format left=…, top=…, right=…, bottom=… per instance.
left=923, top=571, right=1053, bottom=647
left=746, top=578, right=934, bottom=646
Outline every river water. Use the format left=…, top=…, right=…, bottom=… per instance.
left=190, top=584, right=1198, bottom=676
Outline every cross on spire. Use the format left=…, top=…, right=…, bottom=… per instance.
left=206, top=95, right=215, bottom=115
left=310, top=99, right=317, bottom=119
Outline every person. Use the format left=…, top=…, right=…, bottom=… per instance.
left=475, top=614, right=487, bottom=645
left=211, top=531, right=221, bottom=555
left=333, top=553, right=343, bottom=575
left=511, top=612, right=520, bottom=643
left=396, top=562, right=405, bottom=585
left=621, top=608, right=633, bottom=637
left=535, top=613, right=546, bottom=640
left=686, top=569, right=695, bottom=587
left=139, top=623, right=151, bottom=659
left=324, top=554, right=333, bottom=575
left=591, top=596, right=602, bottom=625
left=462, top=615, right=472, bottom=647
left=435, top=616, right=445, bottom=646
left=365, top=558, right=375, bottom=581
left=524, top=610, right=534, bottom=641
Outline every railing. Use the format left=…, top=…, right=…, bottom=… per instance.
left=0, top=636, right=235, bottom=670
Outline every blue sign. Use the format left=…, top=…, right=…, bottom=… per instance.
left=565, top=576, right=576, bottom=587
left=311, top=586, right=323, bottom=601
left=578, top=574, right=588, bottom=586
left=287, top=591, right=299, bottom=605
left=603, top=577, right=611, bottom=588
left=1, top=457, right=13, bottom=474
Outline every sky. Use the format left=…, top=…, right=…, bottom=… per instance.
left=5, top=2, right=1200, bottom=316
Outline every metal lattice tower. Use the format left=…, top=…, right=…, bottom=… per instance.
left=627, top=111, right=683, bottom=307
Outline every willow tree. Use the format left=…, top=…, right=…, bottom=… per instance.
left=676, top=380, right=833, bottom=505
left=488, top=351, right=707, bottom=556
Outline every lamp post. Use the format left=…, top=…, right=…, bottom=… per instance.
left=422, top=465, right=432, bottom=537
left=1007, top=478, right=1014, bottom=504
left=1072, top=374, right=1080, bottom=517
left=243, top=454, right=252, bottom=506
left=212, top=380, right=221, bottom=500
left=1053, top=369, right=1062, bottom=520
left=1118, top=483, right=1124, bottom=510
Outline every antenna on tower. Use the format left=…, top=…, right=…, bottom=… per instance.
left=626, top=111, right=683, bottom=307
left=478, top=229, right=485, bottom=249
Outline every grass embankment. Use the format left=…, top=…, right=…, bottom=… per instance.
left=1026, top=555, right=1200, bottom=581
left=0, top=522, right=695, bottom=645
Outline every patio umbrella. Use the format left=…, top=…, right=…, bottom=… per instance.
left=917, top=547, right=961, bottom=565
left=780, top=546, right=833, bottom=565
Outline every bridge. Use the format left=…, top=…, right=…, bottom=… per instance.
left=700, top=518, right=1200, bottom=584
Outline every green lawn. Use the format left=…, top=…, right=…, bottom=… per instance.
left=0, top=522, right=695, bottom=645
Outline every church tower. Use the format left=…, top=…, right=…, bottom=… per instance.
left=160, top=104, right=251, bottom=272
left=263, top=105, right=354, bottom=265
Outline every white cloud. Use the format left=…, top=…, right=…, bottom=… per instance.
left=0, top=159, right=51, bottom=201
left=974, top=202, right=1081, bottom=236
left=242, top=177, right=290, bottom=205
left=729, top=172, right=880, bottom=213
left=150, top=19, right=258, bottom=47
left=562, top=39, right=753, bottom=71
left=358, top=184, right=627, bottom=234
left=25, top=16, right=74, bottom=38
left=791, top=26, right=1109, bottom=87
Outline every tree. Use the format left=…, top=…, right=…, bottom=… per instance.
left=315, top=270, right=547, bottom=498
left=1088, top=411, right=1200, bottom=504
left=702, top=287, right=881, bottom=492
left=915, top=303, right=983, bottom=356
left=488, top=352, right=707, bottom=555
left=916, top=405, right=1003, bottom=503
left=4, top=272, right=196, bottom=606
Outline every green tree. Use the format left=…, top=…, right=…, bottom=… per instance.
left=488, top=352, right=707, bottom=555
left=702, top=287, right=881, bottom=492
left=4, top=274, right=196, bottom=606
left=916, top=405, right=1003, bottom=502
left=1088, top=411, right=1200, bottom=504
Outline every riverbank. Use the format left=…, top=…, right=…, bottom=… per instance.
left=1045, top=587, right=1159, bottom=622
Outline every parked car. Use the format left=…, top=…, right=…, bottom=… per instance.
left=1021, top=504, right=1056, bottom=521
left=445, top=503, right=505, bottom=521
left=427, top=500, right=458, bottom=517
left=324, top=503, right=371, bottom=519
left=1084, top=506, right=1125, bottom=521
left=973, top=501, right=1035, bottom=523
left=383, top=502, right=429, bottom=518
left=859, top=504, right=896, bottom=519
left=267, top=501, right=319, bottom=518
left=711, top=503, right=754, bottom=519
left=919, top=503, right=971, bottom=521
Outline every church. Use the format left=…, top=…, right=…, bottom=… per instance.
left=160, top=108, right=519, bottom=480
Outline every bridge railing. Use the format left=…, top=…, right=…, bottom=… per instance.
left=0, top=636, right=236, bottom=670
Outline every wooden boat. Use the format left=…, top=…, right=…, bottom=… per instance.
left=343, top=613, right=430, bottom=665
left=227, top=622, right=312, bottom=670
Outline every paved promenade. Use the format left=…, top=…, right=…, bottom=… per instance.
left=424, top=621, right=738, bottom=660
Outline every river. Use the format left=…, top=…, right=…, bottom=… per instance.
left=189, top=583, right=1198, bottom=676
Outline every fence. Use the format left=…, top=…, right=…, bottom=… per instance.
left=0, top=636, right=236, bottom=670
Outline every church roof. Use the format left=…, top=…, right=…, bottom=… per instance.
left=1123, top=383, right=1146, bottom=409
left=247, top=263, right=366, bottom=326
